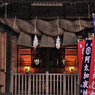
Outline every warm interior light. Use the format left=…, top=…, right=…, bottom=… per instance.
left=69, top=66, right=74, bottom=73
left=24, top=66, right=30, bottom=72
left=34, top=59, right=40, bottom=65
left=62, top=59, right=65, bottom=66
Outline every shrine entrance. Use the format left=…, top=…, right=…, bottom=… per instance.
left=39, top=48, right=65, bottom=73
left=18, top=46, right=65, bottom=73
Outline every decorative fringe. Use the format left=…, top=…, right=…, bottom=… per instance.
left=78, top=38, right=92, bottom=42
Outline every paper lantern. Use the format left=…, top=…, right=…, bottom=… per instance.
left=24, top=66, right=30, bottom=73
left=65, top=66, right=77, bottom=74
left=69, top=66, right=74, bottom=73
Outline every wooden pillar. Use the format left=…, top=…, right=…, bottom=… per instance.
left=6, top=31, right=11, bottom=94
left=0, top=32, right=7, bottom=93
left=11, top=35, right=18, bottom=72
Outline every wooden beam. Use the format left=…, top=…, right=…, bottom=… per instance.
left=3, top=0, right=95, bottom=3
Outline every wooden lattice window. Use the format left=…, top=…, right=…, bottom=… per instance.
left=18, top=46, right=31, bottom=73
left=18, top=46, right=41, bottom=73
left=65, top=46, right=78, bottom=74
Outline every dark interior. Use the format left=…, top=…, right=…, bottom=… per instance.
left=32, top=48, right=65, bottom=73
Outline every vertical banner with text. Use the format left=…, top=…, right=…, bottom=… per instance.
left=87, top=36, right=95, bottom=95
left=80, top=40, right=92, bottom=95
left=93, top=15, right=95, bottom=34
left=78, top=40, right=86, bottom=83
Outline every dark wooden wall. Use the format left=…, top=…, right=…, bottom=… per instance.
left=0, top=30, right=6, bottom=93
left=11, top=35, right=18, bottom=72
left=0, top=24, right=18, bottom=93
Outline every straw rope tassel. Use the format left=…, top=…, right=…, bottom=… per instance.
left=56, top=17, right=61, bottom=49
left=33, top=17, right=38, bottom=49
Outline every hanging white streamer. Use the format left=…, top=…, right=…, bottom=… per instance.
left=56, top=17, right=61, bottom=49
left=56, top=35, right=61, bottom=49
left=33, top=17, right=38, bottom=49
left=33, top=35, right=38, bottom=49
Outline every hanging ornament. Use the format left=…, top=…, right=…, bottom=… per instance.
left=56, top=35, right=61, bottom=49
left=33, top=17, right=38, bottom=49
left=56, top=17, right=61, bottom=49
left=33, top=35, right=38, bottom=49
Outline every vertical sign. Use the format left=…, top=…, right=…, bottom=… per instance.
left=78, top=40, right=86, bottom=83
left=80, top=40, right=92, bottom=95
left=87, top=36, right=95, bottom=95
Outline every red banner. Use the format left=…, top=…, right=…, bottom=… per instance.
left=88, top=36, right=95, bottom=95
left=78, top=40, right=86, bottom=83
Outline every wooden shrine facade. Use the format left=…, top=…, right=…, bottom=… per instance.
left=0, top=24, right=79, bottom=94
left=18, top=46, right=77, bottom=74
left=0, top=0, right=95, bottom=94
left=0, top=15, right=94, bottom=94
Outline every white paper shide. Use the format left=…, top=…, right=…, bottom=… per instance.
left=56, top=35, right=61, bottom=49
left=33, top=35, right=38, bottom=49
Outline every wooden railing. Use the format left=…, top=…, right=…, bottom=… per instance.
left=10, top=71, right=79, bottom=95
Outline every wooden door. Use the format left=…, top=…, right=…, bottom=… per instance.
left=40, top=48, right=58, bottom=73
left=48, top=48, right=58, bottom=73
